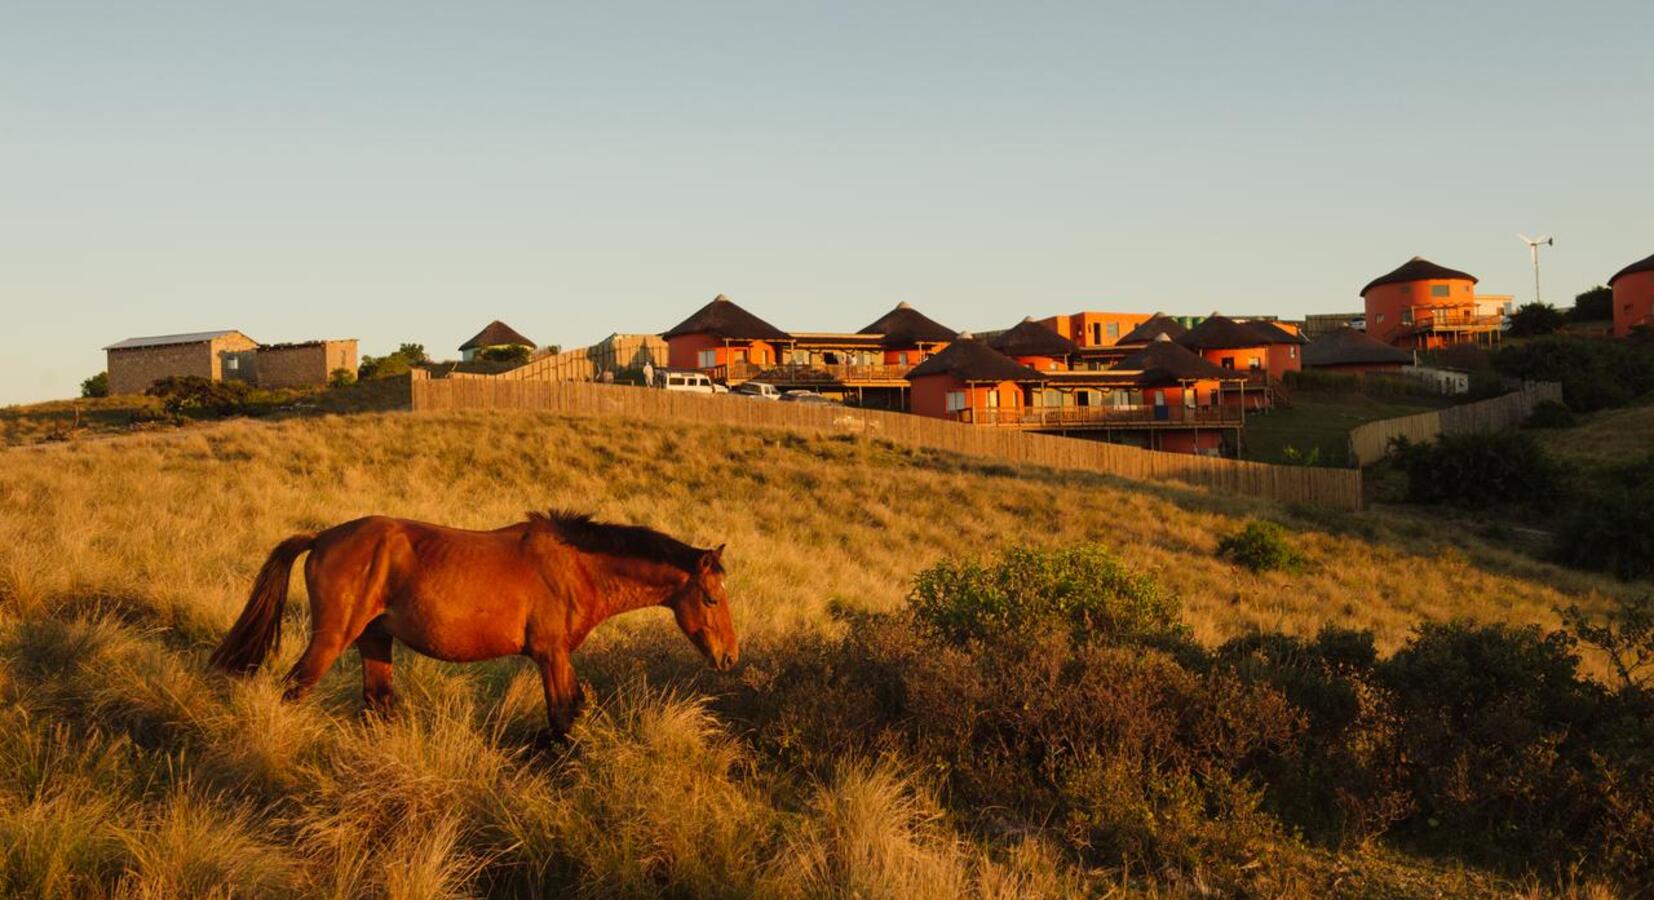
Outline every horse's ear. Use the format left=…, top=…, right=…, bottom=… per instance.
left=699, top=548, right=722, bottom=574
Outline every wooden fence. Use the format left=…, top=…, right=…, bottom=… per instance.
left=448, top=334, right=667, bottom=382
left=1347, top=381, right=1563, bottom=466
left=410, top=372, right=1364, bottom=510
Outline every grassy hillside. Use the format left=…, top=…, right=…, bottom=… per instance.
left=0, top=410, right=1637, bottom=896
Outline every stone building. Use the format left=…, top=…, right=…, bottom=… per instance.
left=103, top=330, right=260, bottom=395
left=255, top=340, right=359, bottom=389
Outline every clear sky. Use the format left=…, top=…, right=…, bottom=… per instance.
left=3, top=0, right=1650, bottom=404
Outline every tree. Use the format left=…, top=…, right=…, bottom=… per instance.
left=396, top=343, right=428, bottom=363
left=80, top=371, right=109, bottom=398
left=358, top=343, right=428, bottom=380
left=1508, top=302, right=1566, bottom=338
left=1571, top=286, right=1613, bottom=323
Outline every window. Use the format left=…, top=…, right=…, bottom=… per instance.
left=1183, top=388, right=1195, bottom=408
left=1221, top=357, right=1235, bottom=369
left=1090, top=323, right=1102, bottom=345
left=1106, top=322, right=1119, bottom=338
left=1376, top=313, right=1386, bottom=324
left=945, top=391, right=966, bottom=412
left=987, top=390, right=999, bottom=408
left=1249, top=357, right=1262, bottom=370
left=1431, top=284, right=1450, bottom=298
left=697, top=349, right=717, bottom=369
left=898, top=352, right=909, bottom=366
left=1402, top=308, right=1413, bottom=325
left=224, top=357, right=238, bottom=372
left=1289, top=347, right=1297, bottom=359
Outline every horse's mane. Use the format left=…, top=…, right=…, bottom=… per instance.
left=528, top=510, right=716, bottom=573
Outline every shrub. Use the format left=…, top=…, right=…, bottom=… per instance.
left=1508, top=302, right=1566, bottom=338
left=327, top=368, right=356, bottom=389
left=1571, top=285, right=1613, bottom=323
left=1217, top=521, right=1306, bottom=573
left=907, top=544, right=1186, bottom=649
left=1389, top=431, right=1566, bottom=512
left=1522, top=399, right=1575, bottom=428
left=477, top=345, right=531, bottom=365
left=1493, top=336, right=1654, bottom=412
left=1379, top=621, right=1621, bottom=866
left=144, top=376, right=253, bottom=417
left=358, top=343, right=429, bottom=381
left=1554, top=480, right=1654, bottom=580
left=79, top=372, right=109, bottom=398
left=1560, top=595, right=1654, bottom=691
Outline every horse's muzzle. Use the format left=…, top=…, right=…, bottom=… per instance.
left=715, top=651, right=737, bottom=672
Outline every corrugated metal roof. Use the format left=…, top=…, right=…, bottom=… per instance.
left=103, top=330, right=247, bottom=351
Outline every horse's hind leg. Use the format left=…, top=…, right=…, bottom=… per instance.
left=357, top=618, right=395, bottom=716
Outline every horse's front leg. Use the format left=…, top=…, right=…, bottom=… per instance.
left=533, top=650, right=584, bottom=741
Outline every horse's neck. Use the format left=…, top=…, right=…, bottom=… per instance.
left=589, top=556, right=686, bottom=621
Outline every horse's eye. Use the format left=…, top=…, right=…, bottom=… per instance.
left=701, top=591, right=719, bottom=607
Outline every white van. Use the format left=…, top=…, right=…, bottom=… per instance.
left=661, top=371, right=727, bottom=394
left=733, top=382, right=781, bottom=400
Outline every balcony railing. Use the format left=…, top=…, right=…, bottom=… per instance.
left=954, top=405, right=1244, bottom=428
left=711, top=360, right=915, bottom=384
left=1408, top=311, right=1504, bottom=333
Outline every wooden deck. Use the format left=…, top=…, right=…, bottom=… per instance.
left=712, top=360, right=913, bottom=387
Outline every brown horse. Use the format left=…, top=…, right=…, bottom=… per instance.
left=209, top=510, right=736, bottom=737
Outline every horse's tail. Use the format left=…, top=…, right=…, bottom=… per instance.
left=209, top=532, right=317, bottom=675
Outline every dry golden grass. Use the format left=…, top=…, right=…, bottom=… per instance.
left=0, top=408, right=1637, bottom=896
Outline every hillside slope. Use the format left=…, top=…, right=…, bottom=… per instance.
left=0, top=410, right=1631, bottom=896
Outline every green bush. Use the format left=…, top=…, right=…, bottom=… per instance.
left=1554, top=475, right=1654, bottom=581
left=79, top=372, right=109, bottom=398
left=1571, top=285, right=1613, bottom=323
left=144, top=376, right=253, bottom=416
left=1389, top=431, right=1566, bottom=512
left=1522, top=399, right=1576, bottom=428
left=1508, top=302, right=1566, bottom=337
left=477, top=344, right=532, bottom=364
left=358, top=343, right=429, bottom=380
left=727, top=545, right=1654, bottom=889
left=1493, top=336, right=1654, bottom=412
left=1217, top=521, right=1307, bottom=573
left=907, top=544, right=1186, bottom=648
left=327, top=368, right=356, bottom=389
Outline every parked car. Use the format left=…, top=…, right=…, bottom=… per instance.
left=660, top=370, right=727, bottom=394
left=733, top=382, right=781, bottom=400
left=780, top=389, right=834, bottom=404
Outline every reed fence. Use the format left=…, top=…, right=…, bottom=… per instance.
left=1347, top=381, right=1563, bottom=466
left=410, top=372, right=1364, bottom=510
left=448, top=334, right=668, bottom=382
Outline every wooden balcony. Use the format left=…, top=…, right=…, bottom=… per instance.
left=1408, top=310, right=1504, bottom=334
left=711, top=360, right=914, bottom=386
left=954, top=405, right=1244, bottom=429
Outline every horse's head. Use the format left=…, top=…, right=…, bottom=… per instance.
left=670, top=544, right=738, bottom=671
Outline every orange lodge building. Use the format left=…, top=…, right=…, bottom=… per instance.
left=662, top=294, right=789, bottom=372
left=1360, top=257, right=1503, bottom=350
left=1610, top=252, right=1654, bottom=338
left=1037, top=310, right=1155, bottom=351
left=988, top=317, right=1081, bottom=372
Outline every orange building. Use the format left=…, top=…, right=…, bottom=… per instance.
left=1302, top=327, right=1412, bottom=373
left=907, top=335, right=1040, bottom=422
left=1037, top=311, right=1155, bottom=351
left=1609, top=252, right=1654, bottom=338
left=987, top=317, right=1080, bottom=372
left=1239, top=320, right=1306, bottom=380
left=1360, top=257, right=1502, bottom=350
left=857, top=301, right=956, bottom=365
left=662, top=294, right=790, bottom=371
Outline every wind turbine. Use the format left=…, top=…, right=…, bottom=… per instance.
left=1518, top=233, right=1554, bottom=305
